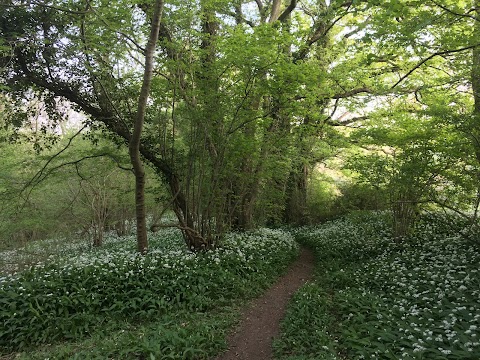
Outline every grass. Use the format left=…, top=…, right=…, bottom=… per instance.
left=0, top=226, right=299, bottom=358
left=274, top=212, right=480, bottom=359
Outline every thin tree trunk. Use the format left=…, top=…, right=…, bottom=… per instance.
left=392, top=197, right=416, bottom=241
left=284, top=162, right=308, bottom=225
left=473, top=1, right=480, bottom=117
left=470, top=1, right=480, bottom=240
left=129, top=0, right=164, bottom=254
left=472, top=1, right=480, bottom=157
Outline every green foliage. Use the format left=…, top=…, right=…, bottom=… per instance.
left=340, top=0, right=479, bottom=222
left=0, top=227, right=298, bottom=353
left=306, top=173, right=340, bottom=222
left=1, top=0, right=478, bottom=239
left=275, top=212, right=480, bottom=359
left=335, top=182, right=388, bottom=212
left=273, top=282, right=337, bottom=359
left=307, top=174, right=389, bottom=222
left=0, top=132, right=165, bottom=248
left=344, top=94, right=480, bottom=238
left=16, top=310, right=236, bottom=360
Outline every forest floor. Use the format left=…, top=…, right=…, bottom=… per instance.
left=215, top=247, right=316, bottom=360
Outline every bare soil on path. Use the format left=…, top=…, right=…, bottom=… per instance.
left=215, top=247, right=316, bottom=360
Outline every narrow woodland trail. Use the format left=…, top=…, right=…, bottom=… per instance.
left=215, top=247, right=316, bottom=360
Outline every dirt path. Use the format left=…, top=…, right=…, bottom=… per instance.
left=215, top=247, right=316, bottom=360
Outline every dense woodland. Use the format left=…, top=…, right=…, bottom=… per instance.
left=1, top=0, right=479, bottom=250
left=1, top=0, right=480, bottom=358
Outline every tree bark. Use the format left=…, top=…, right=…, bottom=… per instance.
left=392, top=197, right=417, bottom=241
left=269, top=0, right=282, bottom=23
left=472, top=1, right=480, bottom=117
left=284, top=162, right=308, bottom=225
left=129, top=0, right=164, bottom=253
left=470, top=0, right=480, bottom=236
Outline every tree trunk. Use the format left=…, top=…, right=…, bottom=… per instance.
left=284, top=162, right=309, bottom=225
left=472, top=0, right=480, bottom=157
left=231, top=186, right=258, bottom=231
left=129, top=0, right=164, bottom=254
left=470, top=0, right=480, bottom=236
left=392, top=199, right=416, bottom=240
left=169, top=174, right=209, bottom=250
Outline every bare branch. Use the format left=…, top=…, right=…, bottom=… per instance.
left=326, top=98, right=340, bottom=120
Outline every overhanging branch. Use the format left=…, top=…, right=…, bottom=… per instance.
left=332, top=87, right=373, bottom=99
left=429, top=0, right=478, bottom=21
left=391, top=44, right=480, bottom=89
left=23, top=125, right=88, bottom=192
left=326, top=115, right=368, bottom=126
left=4, top=0, right=90, bottom=15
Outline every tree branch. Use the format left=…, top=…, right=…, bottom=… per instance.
left=294, top=2, right=352, bottom=62
left=227, top=10, right=255, bottom=27
left=89, top=7, right=146, bottom=54
left=316, top=1, right=352, bottom=42
left=391, top=44, right=480, bottom=89
left=23, top=125, right=88, bottom=192
left=13, top=47, right=181, bottom=184
left=255, top=0, right=264, bottom=12
left=34, top=153, right=132, bottom=189
left=332, top=87, right=372, bottom=99
left=3, top=1, right=90, bottom=15
left=269, top=0, right=282, bottom=23
left=326, top=98, right=340, bottom=120
left=278, top=0, right=298, bottom=22
left=326, top=115, right=368, bottom=126
left=429, top=0, right=478, bottom=21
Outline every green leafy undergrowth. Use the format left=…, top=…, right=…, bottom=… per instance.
left=0, top=227, right=299, bottom=354
left=14, top=308, right=236, bottom=359
left=274, top=212, right=480, bottom=360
